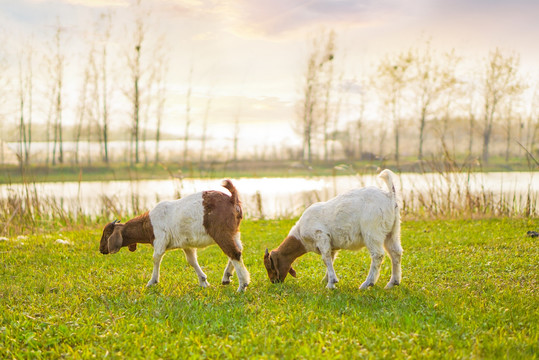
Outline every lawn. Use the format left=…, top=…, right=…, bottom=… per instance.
left=1, top=218, right=537, bottom=359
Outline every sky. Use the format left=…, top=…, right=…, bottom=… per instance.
left=1, top=0, right=538, bottom=155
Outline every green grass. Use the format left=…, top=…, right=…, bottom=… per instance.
left=1, top=218, right=538, bottom=359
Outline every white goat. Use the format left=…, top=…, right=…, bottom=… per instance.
left=263, top=169, right=402, bottom=289
left=99, top=180, right=250, bottom=292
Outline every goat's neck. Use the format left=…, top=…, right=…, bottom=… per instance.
left=276, top=235, right=307, bottom=263
left=121, top=211, right=155, bottom=245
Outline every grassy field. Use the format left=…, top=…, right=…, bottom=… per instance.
left=1, top=218, right=537, bottom=359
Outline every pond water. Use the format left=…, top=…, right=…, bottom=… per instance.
left=1, top=172, right=537, bottom=218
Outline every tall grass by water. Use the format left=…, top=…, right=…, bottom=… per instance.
left=1, top=168, right=537, bottom=237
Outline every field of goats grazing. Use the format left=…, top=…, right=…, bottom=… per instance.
left=0, top=218, right=537, bottom=358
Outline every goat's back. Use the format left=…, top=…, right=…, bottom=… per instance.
left=149, top=192, right=212, bottom=248
left=293, top=186, right=397, bottom=250
left=149, top=190, right=242, bottom=250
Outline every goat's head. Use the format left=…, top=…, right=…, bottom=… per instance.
left=263, top=248, right=297, bottom=283
left=99, top=220, right=137, bottom=255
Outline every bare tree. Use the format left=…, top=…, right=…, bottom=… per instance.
left=50, top=21, right=66, bottom=165
left=153, top=42, right=168, bottom=166
left=465, top=81, right=479, bottom=157
left=17, top=44, right=34, bottom=166
left=232, top=105, right=241, bottom=163
left=123, top=4, right=167, bottom=167
left=98, top=12, right=113, bottom=164
left=481, top=48, right=522, bottom=164
left=525, top=83, right=539, bottom=156
left=199, top=96, right=212, bottom=166
left=321, top=30, right=336, bottom=161
left=299, top=48, right=318, bottom=164
left=409, top=42, right=458, bottom=160
left=183, top=66, right=193, bottom=165
left=141, top=58, right=153, bottom=166
left=88, top=42, right=103, bottom=163
left=433, top=51, right=460, bottom=151
left=125, top=1, right=147, bottom=165
left=501, top=91, right=522, bottom=162
left=74, top=44, right=93, bottom=165
left=377, top=50, right=413, bottom=166
left=137, top=30, right=168, bottom=166
left=296, top=30, right=336, bottom=165
left=355, top=80, right=367, bottom=160
left=341, top=76, right=367, bottom=160
left=0, top=34, right=8, bottom=165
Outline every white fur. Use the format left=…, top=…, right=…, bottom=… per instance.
left=290, top=169, right=402, bottom=289
left=146, top=192, right=249, bottom=292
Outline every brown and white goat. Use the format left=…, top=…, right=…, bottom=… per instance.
left=99, top=180, right=250, bottom=292
left=263, top=169, right=402, bottom=290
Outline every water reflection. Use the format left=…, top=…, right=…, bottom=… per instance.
left=1, top=172, right=537, bottom=218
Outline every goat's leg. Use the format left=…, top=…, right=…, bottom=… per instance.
left=212, top=232, right=249, bottom=291
left=322, top=250, right=338, bottom=284
left=321, top=250, right=339, bottom=289
left=183, top=248, right=210, bottom=288
left=231, top=234, right=250, bottom=291
left=231, top=258, right=250, bottom=292
left=384, top=235, right=403, bottom=289
left=147, top=246, right=165, bottom=286
left=314, top=231, right=338, bottom=289
left=360, top=242, right=385, bottom=289
left=221, top=259, right=235, bottom=285
left=221, top=233, right=240, bottom=285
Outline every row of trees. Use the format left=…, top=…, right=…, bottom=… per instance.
left=1, top=4, right=537, bottom=168
left=2, top=1, right=168, bottom=167
left=297, top=33, right=537, bottom=165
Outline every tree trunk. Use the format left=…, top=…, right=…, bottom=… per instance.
left=418, top=108, right=426, bottom=160
left=482, top=122, right=492, bottom=164
left=468, top=114, right=474, bottom=157
left=102, top=47, right=109, bottom=164
left=183, top=68, right=192, bottom=165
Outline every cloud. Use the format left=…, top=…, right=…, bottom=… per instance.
left=63, top=0, right=128, bottom=7
left=151, top=0, right=430, bottom=39
left=230, top=0, right=388, bottom=37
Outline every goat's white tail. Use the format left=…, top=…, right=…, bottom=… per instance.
left=378, top=169, right=397, bottom=203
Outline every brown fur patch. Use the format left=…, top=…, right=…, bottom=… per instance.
left=99, top=222, right=116, bottom=254
left=99, top=212, right=155, bottom=254
left=120, top=211, right=155, bottom=246
left=263, top=235, right=307, bottom=283
left=202, top=188, right=243, bottom=261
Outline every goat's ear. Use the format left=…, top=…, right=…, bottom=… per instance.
left=269, top=252, right=280, bottom=279
left=288, top=267, right=297, bottom=278
left=107, top=229, right=123, bottom=254
left=264, top=248, right=269, bottom=259
left=128, top=244, right=137, bottom=252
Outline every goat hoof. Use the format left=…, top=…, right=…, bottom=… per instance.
left=237, top=283, right=248, bottom=292
left=384, top=281, right=400, bottom=289
left=326, top=282, right=336, bottom=290
left=199, top=280, right=210, bottom=288
left=359, top=282, right=374, bottom=290
left=222, top=273, right=233, bottom=285
left=146, top=281, right=158, bottom=287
